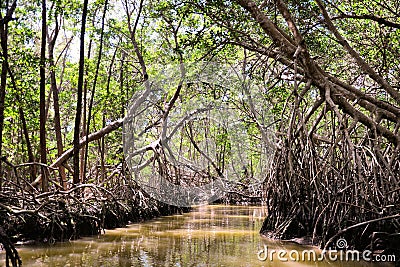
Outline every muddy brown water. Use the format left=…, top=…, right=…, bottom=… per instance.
left=0, top=205, right=393, bottom=266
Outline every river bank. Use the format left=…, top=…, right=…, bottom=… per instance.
left=0, top=183, right=190, bottom=266
left=2, top=205, right=395, bottom=267
left=0, top=181, right=266, bottom=267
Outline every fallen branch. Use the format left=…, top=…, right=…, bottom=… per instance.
left=31, top=118, right=123, bottom=187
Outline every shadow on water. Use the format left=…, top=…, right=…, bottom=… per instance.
left=0, top=205, right=393, bottom=266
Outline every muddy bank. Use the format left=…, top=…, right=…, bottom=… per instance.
left=0, top=183, right=189, bottom=266
left=214, top=192, right=263, bottom=206
left=0, top=184, right=264, bottom=266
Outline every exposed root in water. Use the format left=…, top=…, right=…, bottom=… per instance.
left=260, top=92, right=400, bottom=263
left=0, top=182, right=189, bottom=265
left=0, top=226, right=21, bottom=267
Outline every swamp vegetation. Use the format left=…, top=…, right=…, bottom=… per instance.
left=0, top=0, right=399, bottom=266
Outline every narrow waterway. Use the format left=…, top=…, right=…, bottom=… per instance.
left=0, top=205, right=392, bottom=266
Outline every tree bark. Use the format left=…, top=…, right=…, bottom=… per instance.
left=39, top=0, right=48, bottom=191
left=0, top=0, right=17, bottom=191
left=48, top=9, right=67, bottom=189
left=73, top=0, right=89, bottom=185
left=84, top=0, right=109, bottom=182
left=101, top=43, right=118, bottom=181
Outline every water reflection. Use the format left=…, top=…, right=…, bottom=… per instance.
left=0, top=205, right=392, bottom=266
